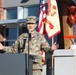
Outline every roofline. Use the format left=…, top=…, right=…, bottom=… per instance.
left=0, top=19, right=26, bottom=25
left=0, top=18, right=38, bottom=25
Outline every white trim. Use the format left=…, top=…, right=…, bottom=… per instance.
left=17, top=7, right=23, bottom=19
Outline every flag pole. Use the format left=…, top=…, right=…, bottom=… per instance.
left=52, top=37, right=54, bottom=75
left=52, top=37, right=54, bottom=45
left=38, top=0, right=47, bottom=75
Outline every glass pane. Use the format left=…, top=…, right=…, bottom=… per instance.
left=6, top=8, right=17, bottom=19
left=28, top=6, right=39, bottom=17
left=24, top=6, right=39, bottom=18
left=4, top=27, right=18, bottom=46
left=19, top=26, right=28, bottom=35
left=9, top=28, right=17, bottom=40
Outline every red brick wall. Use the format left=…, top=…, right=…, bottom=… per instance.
left=0, top=0, right=4, bottom=20
left=0, top=0, right=4, bottom=42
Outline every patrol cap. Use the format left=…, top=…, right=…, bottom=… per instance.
left=26, top=16, right=37, bottom=24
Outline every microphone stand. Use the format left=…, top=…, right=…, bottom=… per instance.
left=26, top=31, right=31, bottom=75
left=18, top=34, right=31, bottom=75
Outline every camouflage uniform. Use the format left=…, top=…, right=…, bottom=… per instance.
left=4, top=30, right=51, bottom=75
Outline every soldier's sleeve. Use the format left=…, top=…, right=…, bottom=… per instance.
left=4, top=33, right=26, bottom=53
left=4, top=39, right=20, bottom=53
left=41, top=35, right=51, bottom=52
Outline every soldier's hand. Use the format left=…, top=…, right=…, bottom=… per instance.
left=0, top=43, right=5, bottom=50
left=51, top=42, right=59, bottom=50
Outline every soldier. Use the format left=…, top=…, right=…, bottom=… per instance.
left=0, top=16, right=59, bottom=75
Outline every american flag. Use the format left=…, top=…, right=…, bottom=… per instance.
left=38, top=0, right=46, bottom=35
left=38, top=0, right=46, bottom=65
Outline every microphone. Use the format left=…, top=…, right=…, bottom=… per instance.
left=28, top=31, right=31, bottom=40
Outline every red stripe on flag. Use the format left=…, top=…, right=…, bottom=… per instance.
left=38, top=0, right=46, bottom=35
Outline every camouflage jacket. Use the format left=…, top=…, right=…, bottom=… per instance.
left=4, top=30, right=51, bottom=69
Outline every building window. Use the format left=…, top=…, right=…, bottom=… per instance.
left=6, top=7, right=17, bottom=19
left=23, top=5, right=39, bottom=18
left=4, top=7, right=18, bottom=46
left=4, top=26, right=19, bottom=46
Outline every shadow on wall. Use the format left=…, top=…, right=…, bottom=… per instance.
left=21, top=0, right=29, bottom=3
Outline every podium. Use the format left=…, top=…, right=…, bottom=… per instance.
left=53, top=49, right=76, bottom=75
left=0, top=54, right=33, bottom=75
